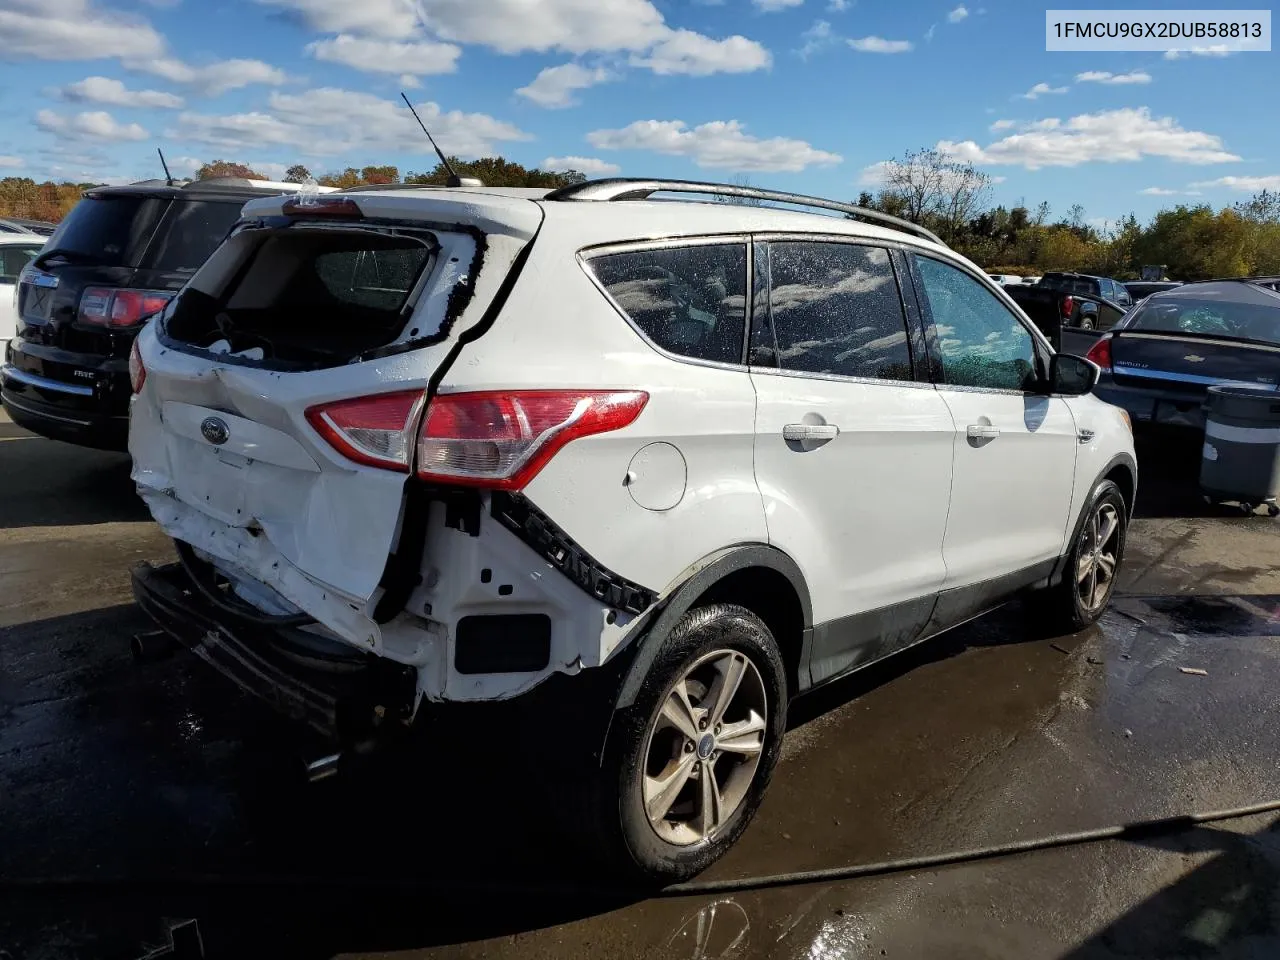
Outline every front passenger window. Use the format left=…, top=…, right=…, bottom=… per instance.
left=914, top=255, right=1039, bottom=392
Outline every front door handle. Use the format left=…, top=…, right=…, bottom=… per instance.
left=783, top=423, right=840, bottom=441
left=966, top=424, right=1001, bottom=440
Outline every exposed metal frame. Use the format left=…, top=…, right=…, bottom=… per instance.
left=544, top=178, right=948, bottom=248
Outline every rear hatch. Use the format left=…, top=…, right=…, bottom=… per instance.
left=13, top=190, right=251, bottom=393
left=130, top=189, right=543, bottom=642
left=1110, top=330, right=1280, bottom=394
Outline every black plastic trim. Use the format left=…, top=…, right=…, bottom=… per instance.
left=808, top=593, right=937, bottom=687
left=489, top=491, right=658, bottom=615
left=455, top=614, right=552, bottom=674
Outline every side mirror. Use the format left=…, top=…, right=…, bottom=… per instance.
left=1047, top=353, right=1100, bottom=396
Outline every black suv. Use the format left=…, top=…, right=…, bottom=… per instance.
left=1, top=178, right=294, bottom=448
left=1037, top=272, right=1134, bottom=324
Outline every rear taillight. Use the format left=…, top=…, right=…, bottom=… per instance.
left=129, top=339, right=146, bottom=394
left=79, top=287, right=174, bottom=328
left=305, top=390, right=425, bottom=472
left=1061, top=295, right=1074, bottom=320
left=416, top=390, right=649, bottom=490
left=1085, top=335, right=1113, bottom=371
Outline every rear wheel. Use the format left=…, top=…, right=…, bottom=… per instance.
left=1029, top=479, right=1127, bottom=634
left=602, top=604, right=787, bottom=882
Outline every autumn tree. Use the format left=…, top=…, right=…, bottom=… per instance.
left=283, top=164, right=312, bottom=183
left=196, top=160, right=265, bottom=180
left=404, top=156, right=583, bottom=188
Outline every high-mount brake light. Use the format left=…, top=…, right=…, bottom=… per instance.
left=281, top=196, right=363, bottom=218
left=305, top=390, right=425, bottom=472
left=416, top=390, right=649, bottom=490
left=1085, top=335, right=1113, bottom=371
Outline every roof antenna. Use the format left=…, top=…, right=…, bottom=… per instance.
left=400, top=91, right=482, bottom=187
left=157, top=147, right=174, bottom=186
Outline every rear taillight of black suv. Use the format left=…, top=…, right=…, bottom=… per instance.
left=79, top=287, right=174, bottom=328
left=305, top=389, right=649, bottom=488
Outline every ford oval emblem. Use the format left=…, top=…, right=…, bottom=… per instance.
left=200, top=416, right=230, bottom=445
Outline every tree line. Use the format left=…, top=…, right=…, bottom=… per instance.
left=5, top=152, right=1278, bottom=281
left=854, top=147, right=1280, bottom=280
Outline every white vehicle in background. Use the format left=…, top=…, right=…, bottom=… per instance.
left=0, top=233, right=46, bottom=350
left=128, top=178, right=1137, bottom=881
left=1023, top=275, right=1043, bottom=285
left=987, top=273, right=1024, bottom=286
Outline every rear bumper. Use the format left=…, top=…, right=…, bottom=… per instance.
left=1094, top=380, right=1207, bottom=433
left=1, top=338, right=131, bottom=449
left=131, top=560, right=418, bottom=744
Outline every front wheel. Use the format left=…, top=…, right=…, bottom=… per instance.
left=603, top=604, right=787, bottom=882
left=1028, top=479, right=1128, bottom=634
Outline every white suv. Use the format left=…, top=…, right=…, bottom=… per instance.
left=128, top=178, right=1136, bottom=880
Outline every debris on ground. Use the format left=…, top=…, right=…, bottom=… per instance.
left=1178, top=667, right=1209, bottom=677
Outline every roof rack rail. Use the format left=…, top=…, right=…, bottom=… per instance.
left=543, top=177, right=947, bottom=247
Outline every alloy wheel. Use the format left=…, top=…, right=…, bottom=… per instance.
left=641, top=649, right=768, bottom=846
left=1076, top=501, right=1121, bottom=613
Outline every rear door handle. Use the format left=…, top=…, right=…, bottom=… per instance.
left=966, top=424, right=1001, bottom=440
left=783, top=423, right=839, bottom=441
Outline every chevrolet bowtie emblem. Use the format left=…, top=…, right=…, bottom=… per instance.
left=1184, top=354, right=1205, bottom=363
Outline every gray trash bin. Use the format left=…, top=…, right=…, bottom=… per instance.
left=1200, top=384, right=1280, bottom=515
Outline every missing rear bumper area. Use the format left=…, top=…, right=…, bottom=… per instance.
left=131, top=560, right=418, bottom=744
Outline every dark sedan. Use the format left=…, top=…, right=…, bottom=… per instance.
left=1085, top=280, right=1280, bottom=433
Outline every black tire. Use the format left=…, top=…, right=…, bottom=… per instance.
left=1028, top=479, right=1127, bottom=635
left=1077, top=314, right=1096, bottom=331
left=599, top=603, right=787, bottom=883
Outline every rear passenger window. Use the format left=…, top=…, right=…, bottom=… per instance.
left=589, top=243, right=747, bottom=365
left=763, top=241, right=912, bottom=381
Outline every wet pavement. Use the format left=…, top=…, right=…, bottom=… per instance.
left=2, top=408, right=1279, bottom=960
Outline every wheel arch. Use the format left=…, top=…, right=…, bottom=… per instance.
left=1049, top=451, right=1137, bottom=589
left=606, top=544, right=812, bottom=730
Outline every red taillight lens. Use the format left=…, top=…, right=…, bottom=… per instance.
left=1085, top=335, right=1113, bottom=371
left=416, top=390, right=649, bottom=490
left=79, top=287, right=173, bottom=328
left=1061, top=295, right=1074, bottom=319
left=305, top=389, right=425, bottom=471
left=129, top=339, right=146, bottom=394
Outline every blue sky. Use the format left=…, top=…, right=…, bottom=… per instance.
left=1, top=0, right=1276, bottom=226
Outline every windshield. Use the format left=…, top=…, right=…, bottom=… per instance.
left=139, top=200, right=247, bottom=273
left=42, top=194, right=167, bottom=268
left=1128, top=296, right=1280, bottom=345
left=1040, top=275, right=1099, bottom=296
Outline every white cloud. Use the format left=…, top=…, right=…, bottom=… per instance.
left=542, top=155, right=621, bottom=175
left=1189, top=175, right=1280, bottom=192
left=827, top=0, right=850, bottom=9
left=400, top=73, right=421, bottom=88
left=254, top=0, right=421, bottom=39
left=307, top=34, right=461, bottom=77
left=989, top=118, right=1016, bottom=131
left=130, top=57, right=287, bottom=96
left=517, top=63, right=613, bottom=108
left=797, top=19, right=835, bottom=59
left=1164, top=45, right=1232, bottom=59
left=56, top=76, right=184, bottom=109
left=170, top=88, right=530, bottom=159
left=0, top=156, right=24, bottom=169
left=1020, top=81, right=1068, bottom=100
left=754, top=0, right=803, bottom=11
left=848, top=35, right=912, bottom=53
left=1139, top=186, right=1179, bottom=195
left=587, top=118, right=841, bottom=172
left=924, top=23, right=936, bottom=41
left=631, top=30, right=771, bottom=75
left=1075, top=70, right=1151, bottom=85
left=0, top=0, right=164, bottom=61
left=947, top=5, right=968, bottom=22
left=938, top=108, right=1241, bottom=170
left=36, top=109, right=149, bottom=142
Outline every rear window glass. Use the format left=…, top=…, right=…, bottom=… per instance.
left=224, top=230, right=432, bottom=318
left=1128, top=297, right=1280, bottom=345
left=140, top=200, right=245, bottom=273
left=43, top=195, right=166, bottom=267
left=1, top=245, right=41, bottom=281
left=1040, top=275, right=1100, bottom=296
left=590, top=243, right=748, bottom=365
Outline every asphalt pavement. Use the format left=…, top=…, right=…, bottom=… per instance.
left=1, top=408, right=1279, bottom=960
